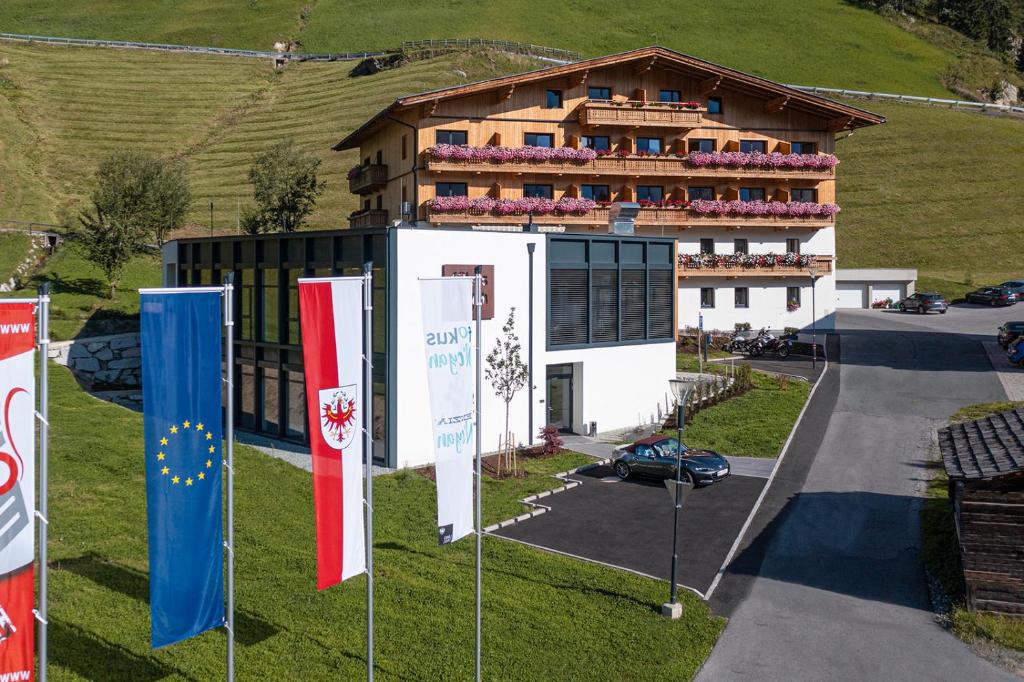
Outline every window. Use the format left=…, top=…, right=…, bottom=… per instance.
left=548, top=237, right=674, bottom=347
left=735, top=287, right=749, bottom=308
left=375, top=195, right=383, bottom=209
left=740, top=139, right=767, bottom=154
left=734, top=238, right=748, bottom=255
left=401, top=134, right=408, bottom=160
left=787, top=286, right=801, bottom=308
left=436, top=182, right=468, bottom=197
left=740, top=187, right=766, bottom=202
left=581, top=135, right=610, bottom=151
left=659, top=89, right=681, bottom=103
left=700, top=238, right=714, bottom=254
left=436, top=130, right=468, bottom=145
left=581, top=184, right=610, bottom=202
left=786, top=238, right=801, bottom=254
left=525, top=132, right=555, bottom=148
left=792, top=141, right=817, bottom=155
left=636, top=185, right=664, bottom=202
left=707, top=96, right=723, bottom=114
left=545, top=89, right=563, bottom=109
left=261, top=269, right=280, bottom=343
left=375, top=150, right=383, bottom=164
left=701, top=288, right=715, bottom=308
left=688, top=186, right=715, bottom=201
left=523, top=184, right=553, bottom=199
left=588, top=86, right=611, bottom=100
left=636, top=137, right=662, bottom=154
left=791, top=188, right=817, bottom=203
left=688, top=138, right=716, bottom=153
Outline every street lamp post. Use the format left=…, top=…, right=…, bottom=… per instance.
left=809, top=262, right=821, bottom=370
left=664, top=378, right=695, bottom=619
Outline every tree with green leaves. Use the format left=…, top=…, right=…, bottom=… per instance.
left=76, top=207, right=148, bottom=298
left=485, top=307, right=530, bottom=474
left=242, top=139, right=325, bottom=234
left=89, top=149, right=191, bottom=246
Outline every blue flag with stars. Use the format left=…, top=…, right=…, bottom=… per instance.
left=141, top=289, right=224, bottom=649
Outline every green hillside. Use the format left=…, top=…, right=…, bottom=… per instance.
left=0, top=0, right=964, bottom=96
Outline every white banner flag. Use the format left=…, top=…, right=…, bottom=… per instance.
left=420, top=278, right=475, bottom=545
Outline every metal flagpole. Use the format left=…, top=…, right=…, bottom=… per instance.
left=37, top=282, right=50, bottom=682
left=223, top=274, right=235, bottom=682
left=473, top=266, right=483, bottom=682
left=363, top=262, right=374, bottom=682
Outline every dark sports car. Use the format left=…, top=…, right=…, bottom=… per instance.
left=612, top=435, right=730, bottom=486
left=998, top=321, right=1024, bottom=349
left=966, top=286, right=1017, bottom=306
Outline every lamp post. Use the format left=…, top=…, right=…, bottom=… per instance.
left=809, top=261, right=821, bottom=370
left=664, top=378, right=695, bottom=619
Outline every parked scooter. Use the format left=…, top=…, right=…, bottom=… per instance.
left=1008, top=337, right=1024, bottom=367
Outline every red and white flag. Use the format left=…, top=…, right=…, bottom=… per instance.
left=297, top=278, right=366, bottom=590
left=0, top=303, right=35, bottom=680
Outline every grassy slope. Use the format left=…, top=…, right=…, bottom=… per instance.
left=46, top=362, right=723, bottom=680
left=0, top=232, right=30, bottom=281
left=838, top=100, right=1024, bottom=299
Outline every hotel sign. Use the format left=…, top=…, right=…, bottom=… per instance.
left=441, top=264, right=494, bottom=320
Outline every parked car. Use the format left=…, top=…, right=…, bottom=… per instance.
left=898, top=292, right=948, bottom=314
left=998, top=321, right=1024, bottom=349
left=1008, top=337, right=1024, bottom=367
left=998, top=280, right=1024, bottom=297
left=612, top=435, right=730, bottom=486
left=965, top=286, right=1018, bottom=306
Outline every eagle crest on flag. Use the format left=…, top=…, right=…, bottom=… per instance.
left=318, top=386, right=357, bottom=451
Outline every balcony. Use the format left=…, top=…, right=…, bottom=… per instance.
left=678, top=254, right=834, bottom=278
left=578, top=100, right=704, bottom=128
left=349, top=209, right=388, bottom=229
left=348, top=164, right=388, bottom=195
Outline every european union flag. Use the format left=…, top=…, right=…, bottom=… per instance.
left=141, top=289, right=224, bottom=649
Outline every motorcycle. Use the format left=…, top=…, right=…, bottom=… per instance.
left=1009, top=338, right=1024, bottom=367
left=748, top=328, right=793, bottom=359
left=725, top=330, right=758, bottom=354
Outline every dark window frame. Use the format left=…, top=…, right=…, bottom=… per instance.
left=700, top=287, right=716, bottom=309
left=581, top=184, right=611, bottom=202
left=688, top=138, right=716, bottom=153
left=636, top=185, right=664, bottom=202
left=436, top=182, right=469, bottom=197
left=699, top=238, right=715, bottom=255
left=739, top=139, right=767, bottom=154
left=525, top=132, right=556, bottom=148
left=581, top=135, right=610, bottom=151
left=588, top=86, right=612, bottom=100
left=435, top=129, right=468, bottom=145
left=545, top=89, right=564, bottom=109
left=707, top=96, right=723, bottom=115
left=688, top=186, right=715, bottom=201
left=735, top=287, right=749, bottom=309
left=523, top=183, right=554, bottom=199
left=791, top=188, right=818, bottom=203
left=636, top=136, right=663, bottom=154
left=792, top=141, right=817, bottom=154
left=734, top=238, right=748, bottom=255
left=659, top=89, right=682, bottom=103
left=740, top=187, right=766, bottom=202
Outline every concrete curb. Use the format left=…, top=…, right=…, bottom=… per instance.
left=482, top=457, right=611, bottom=533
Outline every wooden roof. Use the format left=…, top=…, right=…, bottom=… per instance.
left=939, top=407, right=1024, bottom=481
left=334, top=46, right=885, bottom=151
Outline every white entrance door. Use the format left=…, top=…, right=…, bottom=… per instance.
left=836, top=283, right=866, bottom=309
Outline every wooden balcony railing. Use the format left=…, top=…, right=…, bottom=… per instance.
left=678, top=255, right=834, bottom=278
left=424, top=155, right=834, bottom=180
left=427, top=206, right=834, bottom=229
left=578, top=100, right=704, bottom=128
left=349, top=209, right=388, bottom=229
left=348, top=164, right=388, bottom=195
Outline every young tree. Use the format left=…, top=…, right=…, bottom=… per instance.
left=485, top=308, right=530, bottom=474
left=242, top=139, right=325, bottom=234
left=76, top=207, right=148, bottom=298
left=90, top=150, right=191, bottom=246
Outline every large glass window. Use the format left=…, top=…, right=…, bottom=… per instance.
left=525, top=133, right=555, bottom=148
left=688, top=187, right=715, bottom=201
left=740, top=139, right=767, bottom=154
left=545, top=89, right=563, bottom=108
left=636, top=137, right=662, bottom=154
left=261, top=269, right=280, bottom=343
left=287, top=269, right=302, bottom=345
left=581, top=184, right=610, bottom=201
left=688, top=138, right=716, bottom=153
left=581, top=135, right=610, bottom=151
left=435, top=130, right=467, bottom=145
left=588, top=86, right=611, bottom=100
left=436, top=182, right=468, bottom=197
left=260, top=365, right=280, bottom=434
left=636, top=186, right=664, bottom=202
left=523, top=184, right=553, bottom=199
left=285, top=370, right=305, bottom=440
left=791, top=188, right=817, bottom=203
left=740, top=187, right=766, bottom=202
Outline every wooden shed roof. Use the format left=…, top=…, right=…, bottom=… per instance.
left=334, top=46, right=885, bottom=151
left=939, top=407, right=1024, bottom=481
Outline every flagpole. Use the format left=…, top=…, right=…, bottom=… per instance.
left=37, top=282, right=50, bottom=682
left=363, top=262, right=374, bottom=682
left=473, top=266, right=483, bottom=682
left=223, top=274, right=235, bottom=682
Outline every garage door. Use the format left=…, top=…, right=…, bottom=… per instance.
left=836, top=283, right=866, bottom=308
left=873, top=285, right=903, bottom=303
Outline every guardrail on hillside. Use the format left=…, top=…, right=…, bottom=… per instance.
left=401, top=39, right=580, bottom=64
left=0, top=218, right=68, bottom=238
left=786, top=84, right=1024, bottom=116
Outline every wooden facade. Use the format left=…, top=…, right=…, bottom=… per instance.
left=939, top=408, right=1024, bottom=618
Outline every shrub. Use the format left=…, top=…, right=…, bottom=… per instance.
left=538, top=425, right=564, bottom=456
left=735, top=322, right=752, bottom=331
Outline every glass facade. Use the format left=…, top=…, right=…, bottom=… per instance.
left=173, top=231, right=389, bottom=464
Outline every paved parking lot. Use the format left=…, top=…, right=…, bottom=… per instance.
left=492, top=464, right=767, bottom=597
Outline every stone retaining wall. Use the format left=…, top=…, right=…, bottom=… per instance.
left=49, top=332, right=141, bottom=390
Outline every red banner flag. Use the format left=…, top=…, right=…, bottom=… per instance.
left=297, top=279, right=366, bottom=590
left=0, top=303, right=36, bottom=680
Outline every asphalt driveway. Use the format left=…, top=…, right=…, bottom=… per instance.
left=493, top=464, right=766, bottom=597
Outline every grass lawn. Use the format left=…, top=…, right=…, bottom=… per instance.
left=677, top=370, right=810, bottom=458
left=676, top=349, right=734, bottom=373
left=0, top=232, right=30, bottom=281
left=45, top=362, right=723, bottom=680
left=482, top=450, right=594, bottom=526
left=920, top=402, right=1024, bottom=654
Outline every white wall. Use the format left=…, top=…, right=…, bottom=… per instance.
left=676, top=226, right=834, bottom=256
left=678, top=276, right=836, bottom=332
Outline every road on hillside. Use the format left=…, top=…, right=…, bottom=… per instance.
left=697, top=306, right=1021, bottom=681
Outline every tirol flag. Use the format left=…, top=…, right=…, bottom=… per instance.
left=419, top=278, right=475, bottom=546
left=140, top=290, right=225, bottom=649
left=297, top=278, right=366, bottom=590
left=0, top=303, right=36, bottom=681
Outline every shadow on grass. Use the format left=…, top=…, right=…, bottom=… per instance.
left=50, top=618, right=179, bottom=681
left=54, top=553, right=279, bottom=646
left=36, top=272, right=107, bottom=298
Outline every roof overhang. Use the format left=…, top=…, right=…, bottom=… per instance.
left=334, top=46, right=885, bottom=151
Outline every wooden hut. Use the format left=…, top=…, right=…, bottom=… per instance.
left=938, top=407, right=1024, bottom=617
